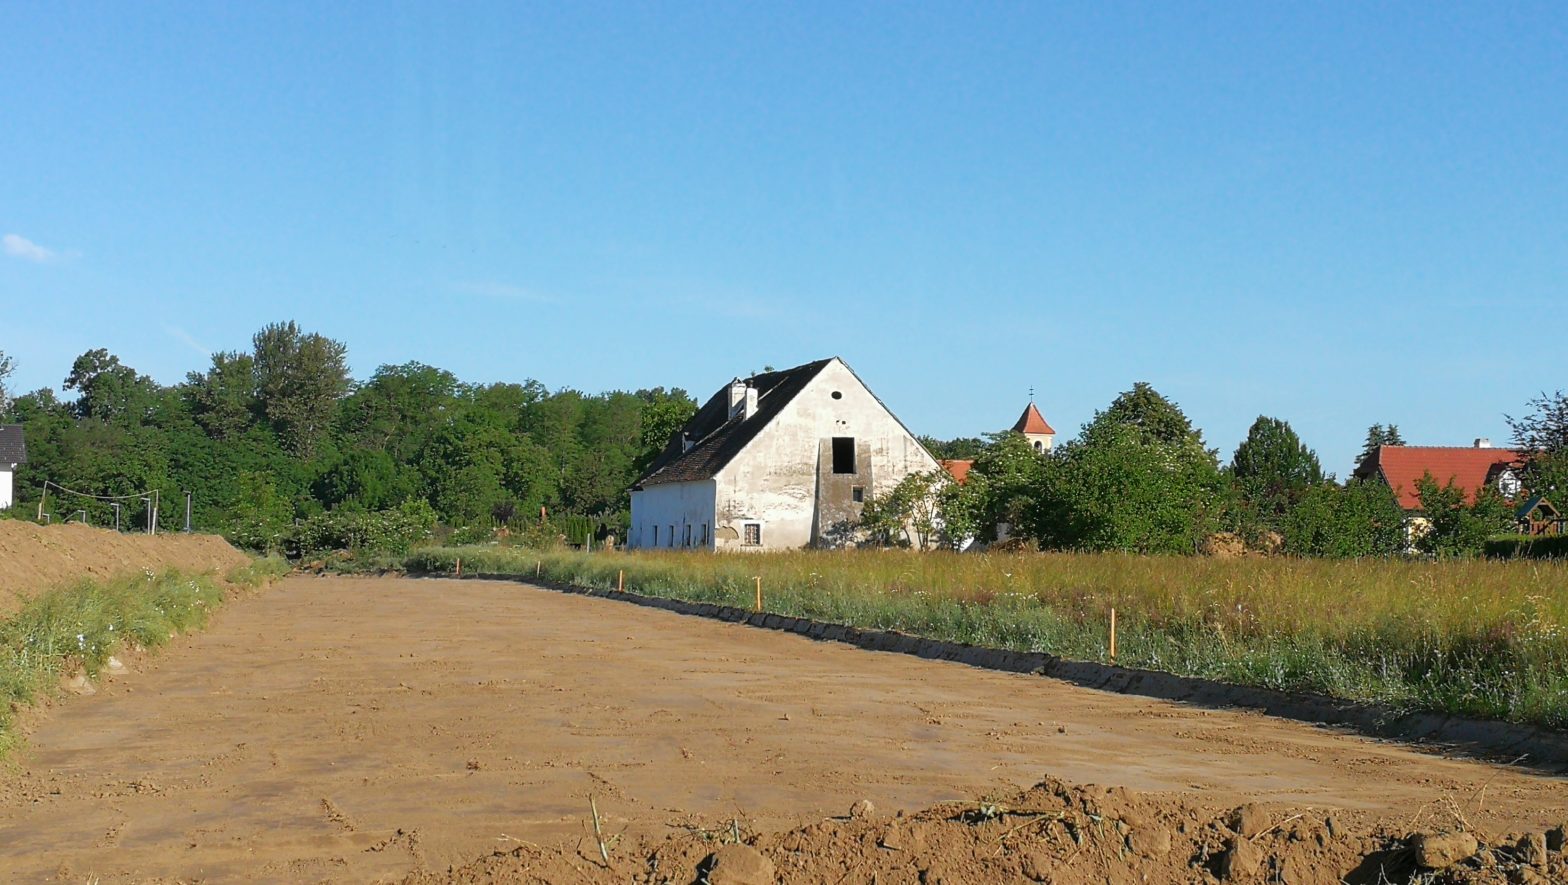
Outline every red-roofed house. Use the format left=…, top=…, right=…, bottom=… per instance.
left=1013, top=402, right=1056, bottom=453
left=1353, top=442, right=1523, bottom=511
left=939, top=459, right=973, bottom=485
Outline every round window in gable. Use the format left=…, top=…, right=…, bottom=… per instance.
left=831, top=391, right=843, bottom=400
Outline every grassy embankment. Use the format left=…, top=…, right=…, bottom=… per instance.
left=403, top=546, right=1568, bottom=729
left=0, top=556, right=289, bottom=756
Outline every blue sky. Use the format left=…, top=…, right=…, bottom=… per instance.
left=3, top=2, right=1564, bottom=475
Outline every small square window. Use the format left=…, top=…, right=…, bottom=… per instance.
left=743, top=523, right=762, bottom=546
left=852, top=486, right=865, bottom=503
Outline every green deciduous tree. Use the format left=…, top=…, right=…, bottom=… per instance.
left=1507, top=390, right=1568, bottom=505
left=1415, top=473, right=1515, bottom=558
left=64, top=348, right=156, bottom=422
left=860, top=470, right=947, bottom=548
left=1034, top=384, right=1224, bottom=554
left=252, top=321, right=350, bottom=458
left=1282, top=480, right=1406, bottom=558
left=184, top=351, right=258, bottom=440
left=0, top=349, right=14, bottom=414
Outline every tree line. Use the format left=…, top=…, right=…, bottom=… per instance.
left=903, top=384, right=1566, bottom=558
left=1, top=334, right=1561, bottom=558
left=0, top=324, right=696, bottom=550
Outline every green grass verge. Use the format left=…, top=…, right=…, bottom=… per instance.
left=0, top=559, right=288, bottom=757
left=403, top=546, right=1568, bottom=731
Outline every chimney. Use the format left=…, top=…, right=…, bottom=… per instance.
left=1474, top=438, right=1492, bottom=449
left=744, top=385, right=758, bottom=420
left=728, top=379, right=747, bottom=416
left=680, top=431, right=694, bottom=453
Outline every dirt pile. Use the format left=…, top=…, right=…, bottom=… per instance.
left=0, top=520, right=248, bottom=617
left=410, top=777, right=1568, bottom=884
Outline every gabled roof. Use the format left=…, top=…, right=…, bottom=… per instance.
left=0, top=425, right=25, bottom=465
left=939, top=459, right=973, bottom=485
left=634, top=358, right=835, bottom=488
left=1012, top=402, right=1055, bottom=436
left=1355, top=445, right=1520, bottom=510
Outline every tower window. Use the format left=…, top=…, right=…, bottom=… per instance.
left=852, top=486, right=865, bottom=503
left=832, top=437, right=856, bottom=474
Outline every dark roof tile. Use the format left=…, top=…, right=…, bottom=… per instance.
left=634, top=359, right=833, bottom=488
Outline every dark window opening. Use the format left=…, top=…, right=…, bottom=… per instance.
left=832, top=437, right=856, bottom=474
left=744, top=523, right=762, bottom=546
left=831, top=390, right=843, bottom=400
left=683, top=524, right=692, bottom=547
left=852, top=486, right=864, bottom=503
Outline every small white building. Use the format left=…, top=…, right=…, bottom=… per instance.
left=629, top=357, right=941, bottom=551
left=0, top=425, right=26, bottom=510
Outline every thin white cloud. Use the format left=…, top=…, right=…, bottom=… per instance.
left=451, top=280, right=561, bottom=304
left=162, top=324, right=211, bottom=358
left=3, top=233, right=58, bottom=263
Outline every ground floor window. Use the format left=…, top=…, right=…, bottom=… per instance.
left=651, top=525, right=658, bottom=546
left=668, top=525, right=675, bottom=548
left=743, top=523, right=762, bottom=546
left=701, top=522, right=709, bottom=545
left=683, top=524, right=692, bottom=547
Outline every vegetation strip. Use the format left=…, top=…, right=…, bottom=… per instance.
left=0, top=557, right=287, bottom=756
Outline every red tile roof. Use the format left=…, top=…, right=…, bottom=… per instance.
left=1357, top=446, right=1521, bottom=510
left=939, top=459, right=974, bottom=485
left=1012, top=402, right=1055, bottom=436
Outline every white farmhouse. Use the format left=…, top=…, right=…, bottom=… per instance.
left=629, top=357, right=941, bottom=551
left=0, top=425, right=26, bottom=510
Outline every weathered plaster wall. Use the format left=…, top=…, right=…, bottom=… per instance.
left=628, top=479, right=717, bottom=550
left=713, top=359, right=939, bottom=550
left=0, top=467, right=13, bottom=510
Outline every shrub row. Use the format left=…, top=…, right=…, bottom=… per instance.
left=1485, top=535, right=1568, bottom=560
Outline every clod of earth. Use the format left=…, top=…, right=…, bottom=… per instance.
left=1414, top=831, right=1480, bottom=869
left=698, top=843, right=774, bottom=885
left=1216, top=834, right=1263, bottom=880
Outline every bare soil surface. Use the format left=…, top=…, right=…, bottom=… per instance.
left=0, top=521, right=247, bottom=617
left=0, top=575, right=1563, bottom=882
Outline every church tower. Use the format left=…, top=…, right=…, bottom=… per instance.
left=1012, top=401, right=1056, bottom=453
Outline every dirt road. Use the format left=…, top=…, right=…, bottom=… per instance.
left=1, top=575, right=1562, bottom=881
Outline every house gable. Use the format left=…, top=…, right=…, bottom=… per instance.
left=1355, top=445, right=1522, bottom=511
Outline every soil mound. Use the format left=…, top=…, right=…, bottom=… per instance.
left=0, top=521, right=248, bottom=618
left=409, top=778, right=1568, bottom=884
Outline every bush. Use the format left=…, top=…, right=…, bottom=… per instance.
left=286, top=499, right=436, bottom=557
left=1484, top=535, right=1568, bottom=560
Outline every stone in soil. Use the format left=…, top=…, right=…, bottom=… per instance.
left=1217, top=836, right=1262, bottom=880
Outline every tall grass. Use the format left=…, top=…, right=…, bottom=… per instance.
left=0, top=568, right=254, bottom=757
left=406, top=546, right=1568, bottom=729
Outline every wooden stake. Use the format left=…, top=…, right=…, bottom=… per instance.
left=589, top=795, right=610, bottom=866
left=754, top=576, right=763, bottom=612
left=536, top=560, right=541, bottom=579
left=456, top=557, right=462, bottom=577
left=617, top=569, right=624, bottom=592
left=1109, top=607, right=1117, bottom=663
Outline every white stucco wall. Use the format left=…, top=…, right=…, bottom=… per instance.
left=0, top=467, right=14, bottom=510
left=628, top=479, right=717, bottom=550
left=713, top=359, right=940, bottom=550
